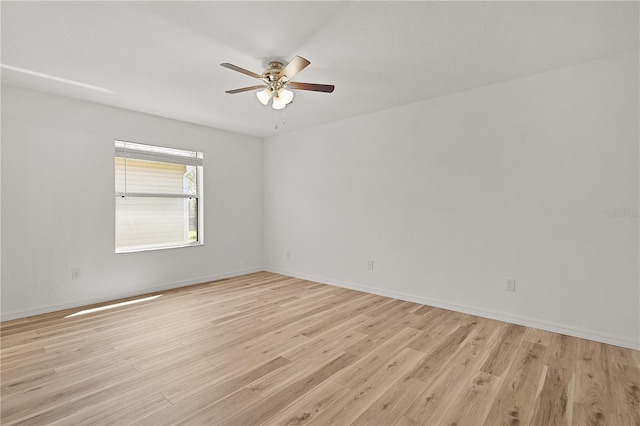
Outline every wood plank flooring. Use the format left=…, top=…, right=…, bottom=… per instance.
left=1, top=272, right=638, bottom=425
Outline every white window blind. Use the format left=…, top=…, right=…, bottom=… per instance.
left=115, top=140, right=203, bottom=253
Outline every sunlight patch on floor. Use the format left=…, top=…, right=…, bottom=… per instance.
left=65, top=294, right=162, bottom=318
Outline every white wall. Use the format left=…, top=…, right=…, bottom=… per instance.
left=1, top=86, right=263, bottom=320
left=2, top=52, right=638, bottom=350
left=264, top=51, right=640, bottom=349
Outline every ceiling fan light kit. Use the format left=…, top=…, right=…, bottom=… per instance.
left=256, top=86, right=294, bottom=109
left=271, top=89, right=291, bottom=110
left=221, top=56, right=334, bottom=111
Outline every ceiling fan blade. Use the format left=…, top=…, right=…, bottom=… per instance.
left=277, top=56, right=311, bottom=81
left=225, top=85, right=266, bottom=94
left=220, top=63, right=262, bottom=79
left=288, top=82, right=335, bottom=93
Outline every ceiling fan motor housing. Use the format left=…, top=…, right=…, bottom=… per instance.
left=263, top=61, right=285, bottom=82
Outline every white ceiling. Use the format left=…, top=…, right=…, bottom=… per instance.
left=1, top=1, right=638, bottom=139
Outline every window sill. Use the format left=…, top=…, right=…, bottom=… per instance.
left=116, top=241, right=203, bottom=254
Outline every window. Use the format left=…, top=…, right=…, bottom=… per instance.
left=115, top=140, right=203, bottom=253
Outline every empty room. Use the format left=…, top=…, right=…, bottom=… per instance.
left=1, top=1, right=638, bottom=425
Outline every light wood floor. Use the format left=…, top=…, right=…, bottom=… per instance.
left=1, top=272, right=638, bottom=426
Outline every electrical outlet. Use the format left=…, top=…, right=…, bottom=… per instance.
left=286, top=249, right=290, bottom=258
left=505, top=278, right=516, bottom=291
left=71, top=268, right=81, bottom=280
left=367, top=260, right=374, bottom=270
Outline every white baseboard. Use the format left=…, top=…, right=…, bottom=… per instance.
left=265, top=267, right=640, bottom=351
left=0, top=267, right=263, bottom=322
left=5, top=266, right=638, bottom=351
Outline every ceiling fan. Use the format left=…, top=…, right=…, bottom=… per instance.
left=221, top=56, right=334, bottom=110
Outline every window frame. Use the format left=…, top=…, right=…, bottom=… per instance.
left=114, top=140, right=204, bottom=254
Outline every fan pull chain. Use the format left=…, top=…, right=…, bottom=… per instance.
left=274, top=107, right=278, bottom=130
left=274, top=108, right=287, bottom=130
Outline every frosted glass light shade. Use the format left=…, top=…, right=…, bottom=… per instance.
left=256, top=88, right=272, bottom=105
left=272, top=95, right=286, bottom=110
left=278, top=88, right=294, bottom=105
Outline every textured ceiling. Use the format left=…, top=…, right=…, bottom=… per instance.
left=1, top=1, right=638, bottom=138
